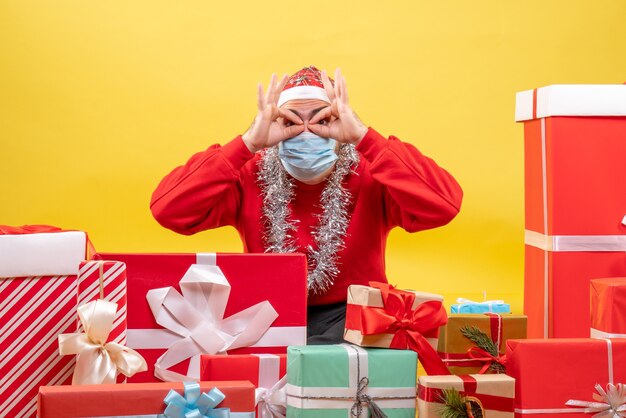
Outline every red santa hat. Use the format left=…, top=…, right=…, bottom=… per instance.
left=277, top=66, right=332, bottom=107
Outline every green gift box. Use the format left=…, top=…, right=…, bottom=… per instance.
left=286, top=344, right=417, bottom=418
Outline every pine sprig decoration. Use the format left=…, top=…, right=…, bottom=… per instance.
left=438, top=388, right=467, bottom=418
left=438, top=388, right=484, bottom=418
left=460, top=325, right=506, bottom=373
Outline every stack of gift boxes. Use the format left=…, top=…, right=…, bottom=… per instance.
left=1, top=84, right=625, bottom=418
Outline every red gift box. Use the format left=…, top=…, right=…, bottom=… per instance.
left=591, top=277, right=626, bottom=338
left=506, top=338, right=626, bottom=418
left=0, top=226, right=93, bottom=418
left=516, top=85, right=626, bottom=338
left=37, top=380, right=255, bottom=418
left=94, top=252, right=307, bottom=382
left=201, top=354, right=287, bottom=417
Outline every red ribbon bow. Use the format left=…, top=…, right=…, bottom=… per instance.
left=466, top=347, right=507, bottom=374
left=358, top=282, right=450, bottom=375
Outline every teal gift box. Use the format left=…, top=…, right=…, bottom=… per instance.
left=286, top=344, right=417, bottom=418
left=450, top=298, right=511, bottom=314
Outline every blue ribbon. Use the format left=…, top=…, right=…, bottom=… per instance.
left=163, top=382, right=232, bottom=418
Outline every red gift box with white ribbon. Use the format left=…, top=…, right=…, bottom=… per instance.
left=201, top=354, right=287, bottom=418
left=506, top=338, right=626, bottom=418
left=591, top=277, right=626, bottom=338
left=515, top=84, right=626, bottom=338
left=94, top=252, right=307, bottom=383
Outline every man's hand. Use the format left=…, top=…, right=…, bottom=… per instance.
left=308, top=69, right=368, bottom=145
left=242, top=74, right=305, bottom=153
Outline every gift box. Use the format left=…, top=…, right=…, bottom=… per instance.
left=417, top=374, right=515, bottom=418
left=37, top=380, right=255, bottom=417
left=344, top=282, right=449, bottom=375
left=286, top=344, right=417, bottom=418
left=438, top=313, right=526, bottom=375
left=201, top=354, right=286, bottom=417
left=0, top=226, right=94, bottom=418
left=516, top=84, right=626, bottom=338
left=591, top=277, right=626, bottom=338
left=94, top=252, right=307, bottom=382
left=506, top=338, right=626, bottom=418
left=451, top=298, right=511, bottom=314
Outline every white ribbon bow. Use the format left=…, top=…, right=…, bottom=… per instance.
left=256, top=376, right=287, bottom=418
left=58, top=299, right=147, bottom=385
left=146, top=263, right=279, bottom=381
left=566, top=383, right=626, bottom=418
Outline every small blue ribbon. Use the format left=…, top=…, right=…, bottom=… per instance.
left=163, top=382, right=231, bottom=418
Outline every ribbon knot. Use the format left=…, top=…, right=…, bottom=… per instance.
left=58, top=299, right=147, bottom=385
left=359, top=282, right=450, bottom=375
left=350, top=377, right=387, bottom=418
left=466, top=347, right=507, bottom=374
left=566, top=383, right=626, bottom=418
left=164, top=382, right=231, bottom=418
left=256, top=376, right=287, bottom=418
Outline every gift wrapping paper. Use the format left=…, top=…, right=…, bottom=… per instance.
left=506, top=338, right=626, bottom=418
left=94, top=252, right=307, bottom=382
left=0, top=228, right=93, bottom=418
left=344, top=283, right=448, bottom=375
left=201, top=354, right=286, bottom=417
left=417, top=374, right=515, bottom=418
left=438, top=314, right=526, bottom=375
left=450, top=299, right=511, bottom=314
left=37, top=380, right=255, bottom=417
left=286, top=344, right=417, bottom=418
left=516, top=86, right=626, bottom=338
left=591, top=277, right=626, bottom=338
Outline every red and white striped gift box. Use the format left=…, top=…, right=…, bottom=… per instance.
left=0, top=227, right=96, bottom=418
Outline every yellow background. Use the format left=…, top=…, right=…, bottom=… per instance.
left=2, top=1, right=626, bottom=313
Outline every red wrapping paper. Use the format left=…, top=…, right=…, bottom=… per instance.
left=0, top=228, right=94, bottom=418
left=506, top=338, right=626, bottom=418
left=521, top=114, right=626, bottom=338
left=94, top=252, right=307, bottom=382
left=590, top=277, right=626, bottom=337
left=37, top=381, right=255, bottom=418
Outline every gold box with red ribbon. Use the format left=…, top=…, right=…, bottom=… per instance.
left=344, top=282, right=449, bottom=375
left=417, top=374, right=515, bottom=418
left=506, top=338, right=626, bottom=418
left=437, top=313, right=526, bottom=375
left=516, top=84, right=626, bottom=338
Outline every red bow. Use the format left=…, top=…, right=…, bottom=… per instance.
left=466, top=346, right=507, bottom=374
left=359, top=282, right=450, bottom=375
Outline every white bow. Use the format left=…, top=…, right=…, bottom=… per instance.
left=146, top=263, right=279, bottom=381
left=256, top=376, right=287, bottom=418
left=566, top=383, right=626, bottom=418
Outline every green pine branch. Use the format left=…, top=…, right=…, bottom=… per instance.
left=459, top=325, right=506, bottom=373
left=438, top=388, right=468, bottom=418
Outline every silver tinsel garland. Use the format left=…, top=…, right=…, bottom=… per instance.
left=257, top=144, right=360, bottom=294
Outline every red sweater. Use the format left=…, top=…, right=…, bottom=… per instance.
left=150, top=128, right=463, bottom=305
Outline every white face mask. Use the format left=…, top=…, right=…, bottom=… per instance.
left=278, top=132, right=338, bottom=182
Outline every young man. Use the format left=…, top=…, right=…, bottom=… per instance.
left=150, top=66, right=463, bottom=344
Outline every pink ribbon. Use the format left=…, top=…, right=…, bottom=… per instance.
left=146, top=263, right=279, bottom=381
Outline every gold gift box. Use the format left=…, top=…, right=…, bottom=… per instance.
left=438, top=314, right=526, bottom=375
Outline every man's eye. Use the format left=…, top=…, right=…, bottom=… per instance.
left=285, top=120, right=294, bottom=127
left=319, top=119, right=328, bottom=125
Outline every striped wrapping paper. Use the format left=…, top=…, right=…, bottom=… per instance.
left=0, top=230, right=127, bottom=418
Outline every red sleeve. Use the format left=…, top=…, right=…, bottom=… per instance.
left=150, top=136, right=255, bottom=235
left=356, top=128, right=463, bottom=232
